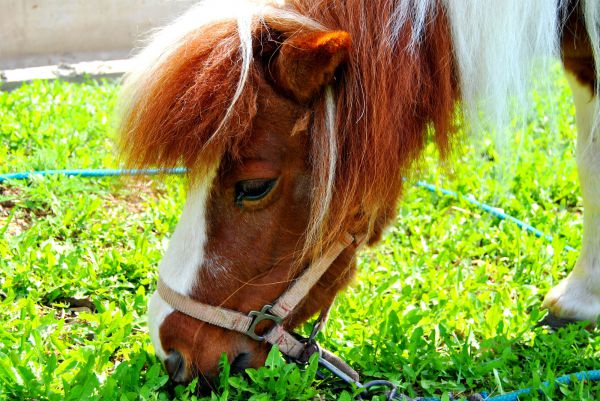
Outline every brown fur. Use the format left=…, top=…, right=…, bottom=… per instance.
left=291, top=0, right=459, bottom=255
left=561, top=0, right=597, bottom=91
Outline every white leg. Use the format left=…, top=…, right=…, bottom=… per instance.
left=542, top=72, right=600, bottom=324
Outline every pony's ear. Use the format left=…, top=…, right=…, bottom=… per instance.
left=271, top=30, right=351, bottom=103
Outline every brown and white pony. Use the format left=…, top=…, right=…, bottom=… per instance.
left=119, top=0, right=600, bottom=386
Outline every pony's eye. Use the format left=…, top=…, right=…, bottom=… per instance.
left=235, top=179, right=277, bottom=206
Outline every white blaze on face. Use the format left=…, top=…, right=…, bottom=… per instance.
left=148, top=173, right=216, bottom=359
left=148, top=292, right=174, bottom=361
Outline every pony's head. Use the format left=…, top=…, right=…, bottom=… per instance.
left=120, top=1, right=356, bottom=385
left=119, top=0, right=456, bottom=387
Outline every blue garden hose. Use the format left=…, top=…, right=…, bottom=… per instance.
left=0, top=167, right=186, bottom=182
left=359, top=369, right=600, bottom=400
left=414, top=180, right=577, bottom=253
left=468, top=369, right=600, bottom=401
left=0, top=167, right=577, bottom=253
left=1, top=167, right=595, bottom=400
left=382, top=369, right=600, bottom=400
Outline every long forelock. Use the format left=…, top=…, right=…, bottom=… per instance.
left=119, top=17, right=252, bottom=173
left=118, top=0, right=325, bottom=177
left=304, top=85, right=338, bottom=254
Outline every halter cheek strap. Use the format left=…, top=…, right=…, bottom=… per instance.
left=157, top=232, right=364, bottom=359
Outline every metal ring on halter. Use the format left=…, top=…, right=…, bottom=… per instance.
left=245, top=305, right=283, bottom=341
left=360, top=380, right=400, bottom=400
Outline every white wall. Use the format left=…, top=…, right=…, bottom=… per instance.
left=0, top=0, right=197, bottom=69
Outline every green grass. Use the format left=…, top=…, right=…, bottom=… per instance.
left=0, top=71, right=598, bottom=401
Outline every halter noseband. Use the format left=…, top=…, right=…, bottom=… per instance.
left=157, top=232, right=364, bottom=360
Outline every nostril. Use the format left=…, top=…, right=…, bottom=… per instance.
left=165, top=350, right=188, bottom=383
left=230, top=352, right=251, bottom=375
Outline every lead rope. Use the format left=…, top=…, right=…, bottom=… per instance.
left=302, top=333, right=600, bottom=401
left=293, top=305, right=600, bottom=401
left=289, top=315, right=401, bottom=400
left=301, top=323, right=600, bottom=401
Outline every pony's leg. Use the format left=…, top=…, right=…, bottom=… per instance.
left=542, top=72, right=600, bottom=324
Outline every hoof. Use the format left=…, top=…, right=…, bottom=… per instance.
left=536, top=312, right=581, bottom=331
left=541, top=276, right=600, bottom=326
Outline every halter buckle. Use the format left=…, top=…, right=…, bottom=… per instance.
left=246, top=305, right=282, bottom=341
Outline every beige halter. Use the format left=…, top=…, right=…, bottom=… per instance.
left=157, top=232, right=364, bottom=359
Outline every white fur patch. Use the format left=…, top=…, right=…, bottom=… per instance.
left=305, top=85, right=338, bottom=247
left=389, top=0, right=600, bottom=136
left=148, top=173, right=216, bottom=359
left=158, top=175, right=216, bottom=294
left=148, top=291, right=174, bottom=360
left=441, top=0, right=562, bottom=130
left=389, top=0, right=437, bottom=46
left=317, top=86, right=337, bottom=228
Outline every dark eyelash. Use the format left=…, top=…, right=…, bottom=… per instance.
left=235, top=179, right=277, bottom=206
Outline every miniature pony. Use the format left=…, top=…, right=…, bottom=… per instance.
left=119, top=0, right=600, bottom=384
